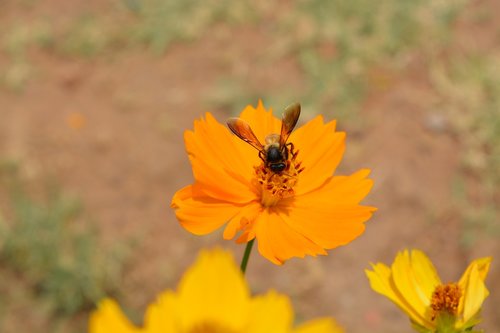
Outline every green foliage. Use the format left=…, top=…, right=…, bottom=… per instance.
left=0, top=21, right=52, bottom=91
left=57, top=15, right=111, bottom=58
left=433, top=53, right=500, bottom=245
left=124, top=0, right=255, bottom=53
left=203, top=0, right=468, bottom=122
left=0, top=166, right=126, bottom=316
left=284, top=0, right=466, bottom=118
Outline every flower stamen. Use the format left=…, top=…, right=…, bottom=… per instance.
left=430, top=283, right=461, bottom=321
left=255, top=147, right=304, bottom=207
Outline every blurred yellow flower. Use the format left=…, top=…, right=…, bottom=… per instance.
left=90, top=249, right=344, bottom=333
left=171, top=101, right=375, bottom=264
left=365, top=249, right=492, bottom=333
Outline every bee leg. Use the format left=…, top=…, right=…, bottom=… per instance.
left=286, top=142, right=296, bottom=158
left=258, top=150, right=266, bottom=163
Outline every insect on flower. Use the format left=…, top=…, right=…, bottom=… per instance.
left=172, top=100, right=376, bottom=265
left=227, top=103, right=301, bottom=174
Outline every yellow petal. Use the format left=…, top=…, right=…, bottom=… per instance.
left=365, top=262, right=429, bottom=328
left=408, top=250, right=442, bottom=302
left=247, top=290, right=293, bottom=333
left=176, top=249, right=250, bottom=331
left=292, top=318, right=345, bottom=333
left=391, top=250, right=437, bottom=327
left=458, top=257, right=492, bottom=286
left=457, top=257, right=491, bottom=327
left=89, top=299, right=140, bottom=333
left=144, top=291, right=177, bottom=333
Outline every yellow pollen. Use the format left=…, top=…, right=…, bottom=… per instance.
left=255, top=147, right=304, bottom=207
left=430, top=283, right=462, bottom=321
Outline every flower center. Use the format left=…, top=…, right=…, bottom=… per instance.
left=430, top=283, right=462, bottom=321
left=254, top=145, right=304, bottom=207
left=188, top=321, right=236, bottom=333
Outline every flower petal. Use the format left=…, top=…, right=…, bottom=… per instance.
left=365, top=263, right=409, bottom=311
left=290, top=116, right=346, bottom=195
left=390, top=250, right=436, bottom=328
left=276, top=171, right=375, bottom=251
left=457, top=257, right=491, bottom=327
left=239, top=100, right=282, bottom=143
left=278, top=204, right=373, bottom=250
left=365, top=261, right=431, bottom=329
left=89, top=299, right=140, bottom=333
left=294, top=169, right=374, bottom=206
left=409, top=250, right=442, bottom=299
left=223, top=201, right=262, bottom=240
left=292, top=318, right=345, bottom=333
left=458, top=257, right=492, bottom=286
left=253, top=209, right=327, bottom=265
left=248, top=290, right=293, bottom=333
left=176, top=249, right=250, bottom=332
left=144, top=291, right=177, bottom=332
left=184, top=112, right=258, bottom=203
left=172, top=185, right=246, bottom=235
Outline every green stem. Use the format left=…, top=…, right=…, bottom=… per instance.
left=240, top=239, right=255, bottom=274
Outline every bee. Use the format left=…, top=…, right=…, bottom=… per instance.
left=227, top=103, right=301, bottom=173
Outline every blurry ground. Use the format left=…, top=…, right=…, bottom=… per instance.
left=0, top=0, right=499, bottom=332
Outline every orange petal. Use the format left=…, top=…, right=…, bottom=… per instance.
left=290, top=116, right=346, bottom=195
left=236, top=229, right=256, bottom=244
left=294, top=169, right=374, bottom=206
left=184, top=112, right=258, bottom=204
left=252, top=209, right=327, bottom=265
left=223, top=201, right=262, bottom=240
left=238, top=100, right=282, bottom=143
left=276, top=171, right=375, bottom=250
left=279, top=202, right=374, bottom=250
left=172, top=185, right=246, bottom=235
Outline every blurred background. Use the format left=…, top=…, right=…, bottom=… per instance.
left=0, top=0, right=499, bottom=332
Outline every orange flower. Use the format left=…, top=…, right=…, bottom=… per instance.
left=171, top=101, right=376, bottom=264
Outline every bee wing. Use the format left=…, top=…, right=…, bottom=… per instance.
left=280, top=102, right=301, bottom=146
left=227, top=117, right=264, bottom=151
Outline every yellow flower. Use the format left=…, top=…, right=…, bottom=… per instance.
left=171, top=101, right=376, bottom=264
left=89, top=249, right=344, bottom=333
left=365, top=249, right=492, bottom=333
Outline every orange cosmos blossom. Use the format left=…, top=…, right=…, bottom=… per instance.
left=171, top=101, right=376, bottom=264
